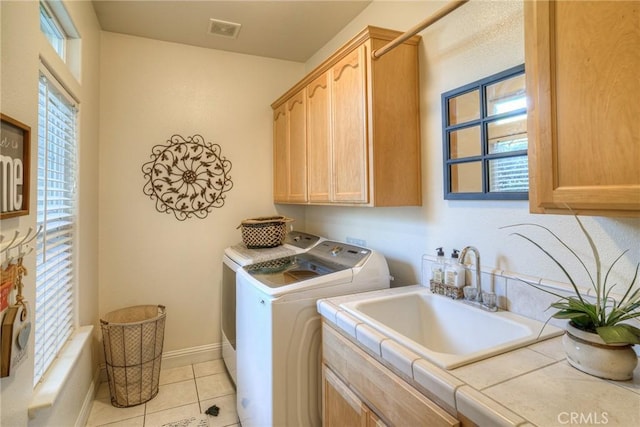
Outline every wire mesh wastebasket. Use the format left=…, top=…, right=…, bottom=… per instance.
left=100, top=305, right=166, bottom=407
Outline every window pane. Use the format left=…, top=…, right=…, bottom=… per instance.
left=487, top=114, right=528, bottom=154
left=450, top=162, right=482, bottom=193
left=448, top=90, right=480, bottom=125
left=486, top=74, right=526, bottom=117
left=449, top=126, right=481, bottom=159
left=489, top=156, right=529, bottom=192
left=40, top=2, right=66, bottom=60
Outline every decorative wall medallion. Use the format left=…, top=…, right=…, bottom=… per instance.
left=142, top=134, right=233, bottom=221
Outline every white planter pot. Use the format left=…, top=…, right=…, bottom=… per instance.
left=562, top=322, right=638, bottom=381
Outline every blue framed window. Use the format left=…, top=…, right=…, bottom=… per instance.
left=442, top=64, right=528, bottom=200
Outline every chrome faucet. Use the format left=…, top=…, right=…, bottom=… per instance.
left=459, top=246, right=482, bottom=303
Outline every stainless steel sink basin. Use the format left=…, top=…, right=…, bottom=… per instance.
left=340, top=288, right=563, bottom=369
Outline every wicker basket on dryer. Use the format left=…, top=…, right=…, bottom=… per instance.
left=237, top=216, right=294, bottom=248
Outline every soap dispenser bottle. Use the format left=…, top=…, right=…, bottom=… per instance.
left=431, top=247, right=446, bottom=284
left=445, top=249, right=465, bottom=288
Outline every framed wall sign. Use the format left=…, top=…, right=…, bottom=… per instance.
left=1, top=114, right=31, bottom=219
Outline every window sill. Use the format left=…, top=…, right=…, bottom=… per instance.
left=29, top=325, right=94, bottom=419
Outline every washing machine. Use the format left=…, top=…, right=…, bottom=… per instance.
left=235, top=240, right=390, bottom=427
left=221, top=231, right=323, bottom=384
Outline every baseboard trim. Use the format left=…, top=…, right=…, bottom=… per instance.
left=97, top=342, right=222, bottom=383
left=161, top=342, right=222, bottom=369
left=75, top=366, right=102, bottom=427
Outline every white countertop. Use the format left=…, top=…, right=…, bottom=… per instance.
left=318, top=285, right=640, bottom=427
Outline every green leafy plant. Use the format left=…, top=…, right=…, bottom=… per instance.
left=502, top=215, right=640, bottom=345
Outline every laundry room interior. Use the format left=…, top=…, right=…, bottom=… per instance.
left=1, top=1, right=639, bottom=426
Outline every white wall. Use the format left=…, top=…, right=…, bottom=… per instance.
left=300, top=0, right=640, bottom=290
left=1, top=1, right=101, bottom=426
left=98, top=33, right=305, bottom=354
left=98, top=0, right=640, bottom=367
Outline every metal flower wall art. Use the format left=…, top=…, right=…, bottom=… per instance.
left=142, top=134, right=233, bottom=221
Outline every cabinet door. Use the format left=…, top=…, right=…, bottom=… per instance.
left=367, top=411, right=388, bottom=427
left=287, top=89, right=308, bottom=202
left=307, top=73, right=332, bottom=202
left=323, top=364, right=370, bottom=427
left=273, top=103, right=288, bottom=202
left=331, top=45, right=369, bottom=203
left=525, top=0, right=640, bottom=216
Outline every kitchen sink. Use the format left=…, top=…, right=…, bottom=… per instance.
left=340, top=288, right=563, bottom=369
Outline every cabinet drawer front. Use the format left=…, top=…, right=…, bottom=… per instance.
left=323, top=323, right=459, bottom=427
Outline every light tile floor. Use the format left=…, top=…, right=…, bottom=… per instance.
left=86, top=359, right=239, bottom=427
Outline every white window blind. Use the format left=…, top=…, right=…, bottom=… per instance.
left=34, top=71, right=77, bottom=386
left=489, top=137, right=529, bottom=192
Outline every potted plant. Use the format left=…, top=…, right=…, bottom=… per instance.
left=503, top=215, right=639, bottom=380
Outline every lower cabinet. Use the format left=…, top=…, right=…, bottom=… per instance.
left=322, top=322, right=460, bottom=427
left=323, top=364, right=385, bottom=427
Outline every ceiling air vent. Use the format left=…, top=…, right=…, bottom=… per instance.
left=208, top=18, right=242, bottom=39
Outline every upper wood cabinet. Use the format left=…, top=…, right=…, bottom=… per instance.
left=273, top=89, right=308, bottom=203
left=287, top=90, right=308, bottom=202
left=307, top=73, right=332, bottom=203
left=272, top=26, right=422, bottom=207
left=273, top=103, right=288, bottom=202
left=525, top=0, right=640, bottom=217
left=331, top=45, right=369, bottom=203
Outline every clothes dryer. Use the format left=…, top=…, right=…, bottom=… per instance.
left=221, top=231, right=322, bottom=384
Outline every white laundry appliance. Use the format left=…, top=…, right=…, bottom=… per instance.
left=221, top=231, right=323, bottom=384
left=236, top=240, right=390, bottom=427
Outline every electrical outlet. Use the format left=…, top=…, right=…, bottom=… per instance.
left=346, top=237, right=366, bottom=247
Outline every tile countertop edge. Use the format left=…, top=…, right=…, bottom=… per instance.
left=317, top=285, right=640, bottom=427
left=316, top=285, right=522, bottom=426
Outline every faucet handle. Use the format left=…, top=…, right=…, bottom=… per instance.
left=463, top=286, right=478, bottom=301
left=482, top=292, right=497, bottom=311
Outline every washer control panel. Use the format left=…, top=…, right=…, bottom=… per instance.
left=308, top=241, right=371, bottom=268
left=285, top=231, right=322, bottom=250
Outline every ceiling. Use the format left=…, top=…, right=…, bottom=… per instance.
left=92, top=0, right=372, bottom=62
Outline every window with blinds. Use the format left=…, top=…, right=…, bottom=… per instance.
left=34, top=71, right=77, bottom=386
left=442, top=64, right=528, bottom=200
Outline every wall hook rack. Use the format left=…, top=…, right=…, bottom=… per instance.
left=0, top=231, right=20, bottom=255
left=0, top=225, right=42, bottom=265
left=0, top=226, right=36, bottom=378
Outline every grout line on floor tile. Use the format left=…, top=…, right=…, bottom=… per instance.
left=193, top=364, right=204, bottom=415
left=142, top=397, right=147, bottom=426
left=194, top=365, right=205, bottom=415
